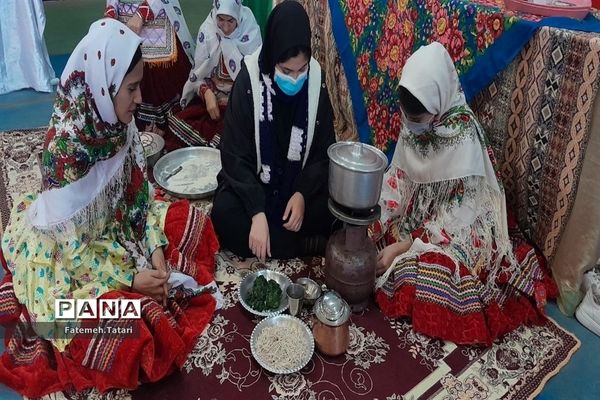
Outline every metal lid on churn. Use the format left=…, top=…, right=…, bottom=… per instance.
left=327, top=141, right=387, bottom=173
left=313, top=291, right=351, bottom=327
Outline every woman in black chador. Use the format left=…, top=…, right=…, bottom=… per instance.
left=211, top=1, right=336, bottom=261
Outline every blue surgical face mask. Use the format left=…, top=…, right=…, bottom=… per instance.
left=403, top=113, right=434, bottom=134
left=274, top=68, right=308, bottom=96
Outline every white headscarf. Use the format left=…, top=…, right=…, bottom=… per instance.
left=180, top=0, right=262, bottom=106
left=59, top=17, right=142, bottom=125
left=394, top=42, right=500, bottom=193
left=399, top=42, right=464, bottom=117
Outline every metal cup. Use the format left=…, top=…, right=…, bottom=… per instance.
left=286, top=283, right=305, bottom=317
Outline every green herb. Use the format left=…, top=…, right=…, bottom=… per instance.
left=246, top=275, right=282, bottom=311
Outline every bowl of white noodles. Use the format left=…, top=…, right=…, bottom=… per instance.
left=250, top=314, right=314, bottom=374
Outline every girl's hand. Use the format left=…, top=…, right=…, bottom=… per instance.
left=151, top=247, right=170, bottom=306
left=249, top=212, right=271, bottom=262
left=132, top=269, right=169, bottom=303
left=376, top=240, right=412, bottom=276
left=204, top=89, right=221, bottom=120
left=282, top=192, right=305, bottom=232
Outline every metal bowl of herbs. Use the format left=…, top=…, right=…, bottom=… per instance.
left=239, top=269, right=292, bottom=317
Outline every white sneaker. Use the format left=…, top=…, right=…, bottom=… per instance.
left=576, top=289, right=600, bottom=337
left=581, top=266, right=600, bottom=303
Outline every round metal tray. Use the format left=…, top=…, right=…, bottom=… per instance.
left=250, top=314, right=314, bottom=374
left=153, top=147, right=221, bottom=199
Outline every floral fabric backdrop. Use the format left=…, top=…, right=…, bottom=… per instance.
left=332, top=0, right=536, bottom=153
left=330, top=0, right=600, bottom=155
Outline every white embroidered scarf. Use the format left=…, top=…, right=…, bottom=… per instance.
left=377, top=42, right=514, bottom=300
left=27, top=19, right=150, bottom=264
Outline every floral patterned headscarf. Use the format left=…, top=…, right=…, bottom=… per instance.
left=28, top=18, right=149, bottom=245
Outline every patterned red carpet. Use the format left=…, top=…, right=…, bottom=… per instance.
left=0, top=129, right=579, bottom=400
left=0, top=129, right=45, bottom=237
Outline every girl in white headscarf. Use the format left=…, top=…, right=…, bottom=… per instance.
left=373, top=42, right=555, bottom=345
left=170, top=0, right=261, bottom=149
left=0, top=19, right=219, bottom=397
left=104, top=0, right=195, bottom=134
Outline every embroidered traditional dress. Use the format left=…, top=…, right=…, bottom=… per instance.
left=105, top=0, right=195, bottom=130
left=211, top=1, right=336, bottom=259
left=0, top=19, right=219, bottom=397
left=170, top=0, right=262, bottom=150
left=373, top=42, right=556, bottom=345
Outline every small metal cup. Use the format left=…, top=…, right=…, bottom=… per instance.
left=286, top=283, right=305, bottom=317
